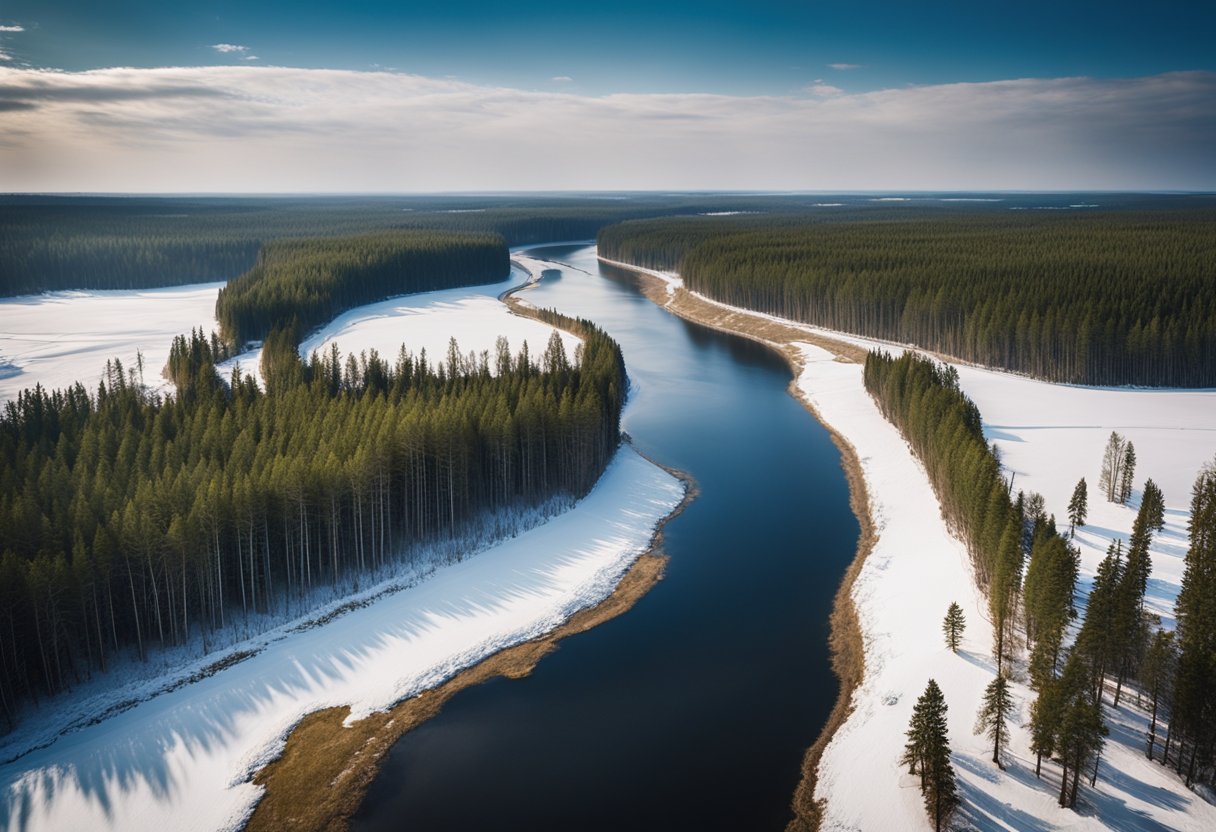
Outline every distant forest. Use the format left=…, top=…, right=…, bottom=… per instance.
left=0, top=226, right=628, bottom=728
left=599, top=208, right=1216, bottom=386
left=0, top=194, right=793, bottom=295
left=6, top=193, right=1208, bottom=297
left=215, top=230, right=508, bottom=347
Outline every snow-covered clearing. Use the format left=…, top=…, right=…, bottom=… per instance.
left=607, top=253, right=1216, bottom=830
left=0, top=446, right=684, bottom=832
left=0, top=283, right=223, bottom=404
left=217, top=259, right=578, bottom=389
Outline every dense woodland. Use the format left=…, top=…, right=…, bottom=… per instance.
left=0, top=221, right=629, bottom=728
left=0, top=194, right=809, bottom=295
left=866, top=351, right=1216, bottom=811
left=601, top=209, right=1216, bottom=386
left=214, top=230, right=508, bottom=347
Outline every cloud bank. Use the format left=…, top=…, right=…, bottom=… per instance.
left=0, top=65, right=1212, bottom=191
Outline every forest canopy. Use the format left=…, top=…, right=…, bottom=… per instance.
left=599, top=209, right=1216, bottom=386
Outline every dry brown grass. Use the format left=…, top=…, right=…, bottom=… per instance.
left=606, top=261, right=876, bottom=832
left=246, top=274, right=696, bottom=832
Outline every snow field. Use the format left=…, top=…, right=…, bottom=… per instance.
left=0, top=447, right=684, bottom=832
left=0, top=283, right=224, bottom=404
left=217, top=260, right=579, bottom=389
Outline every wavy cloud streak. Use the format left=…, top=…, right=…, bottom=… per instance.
left=0, top=66, right=1212, bottom=191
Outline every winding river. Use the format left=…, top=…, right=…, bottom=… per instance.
left=352, top=244, right=859, bottom=830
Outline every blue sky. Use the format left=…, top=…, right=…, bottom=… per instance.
left=4, top=1, right=1214, bottom=95
left=0, top=2, right=1213, bottom=191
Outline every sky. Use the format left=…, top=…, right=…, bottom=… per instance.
left=1, top=1, right=1214, bottom=191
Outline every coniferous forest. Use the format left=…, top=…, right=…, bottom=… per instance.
left=214, top=230, right=508, bottom=346
left=600, top=209, right=1216, bottom=386
left=0, top=220, right=626, bottom=728
left=866, top=351, right=1216, bottom=797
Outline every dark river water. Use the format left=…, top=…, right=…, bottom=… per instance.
left=351, top=244, right=858, bottom=831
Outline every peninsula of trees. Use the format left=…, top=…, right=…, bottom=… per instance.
left=0, top=228, right=628, bottom=729
left=214, top=230, right=508, bottom=347
left=599, top=210, right=1216, bottom=386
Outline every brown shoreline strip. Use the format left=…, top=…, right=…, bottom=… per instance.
left=599, top=259, right=875, bottom=832
left=245, top=270, right=696, bottom=832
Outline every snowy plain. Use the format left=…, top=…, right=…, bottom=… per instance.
left=0, top=282, right=223, bottom=404
left=609, top=254, right=1216, bottom=830
left=217, top=257, right=578, bottom=388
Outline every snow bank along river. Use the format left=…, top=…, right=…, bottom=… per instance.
left=0, top=260, right=684, bottom=832
left=606, top=254, right=1216, bottom=830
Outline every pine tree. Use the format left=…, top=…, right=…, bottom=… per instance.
left=1141, top=479, right=1166, bottom=532
left=903, top=679, right=959, bottom=832
left=942, top=602, right=966, bottom=653
left=1172, top=457, right=1216, bottom=787
left=1118, top=442, right=1137, bottom=505
left=975, top=673, right=1015, bottom=768
left=1068, top=477, right=1088, bottom=537
left=1141, top=628, right=1176, bottom=762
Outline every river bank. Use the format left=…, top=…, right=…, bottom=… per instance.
left=595, top=255, right=874, bottom=831
left=598, top=252, right=1216, bottom=831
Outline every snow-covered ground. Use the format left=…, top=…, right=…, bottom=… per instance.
left=607, top=254, right=1216, bottom=830
left=0, top=283, right=223, bottom=404
left=0, top=446, right=684, bottom=832
left=217, top=259, right=577, bottom=388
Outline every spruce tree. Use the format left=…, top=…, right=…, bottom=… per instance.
left=943, top=602, right=966, bottom=653
left=903, top=679, right=959, bottom=831
left=1141, top=628, right=1176, bottom=762
left=1141, top=479, right=1166, bottom=532
left=975, top=673, right=1015, bottom=768
left=1067, top=478, right=1088, bottom=537
left=1172, top=457, right=1216, bottom=787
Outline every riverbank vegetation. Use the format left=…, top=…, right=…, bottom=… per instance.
left=214, top=230, right=508, bottom=347
left=600, top=209, right=1216, bottom=386
left=865, top=350, right=1216, bottom=801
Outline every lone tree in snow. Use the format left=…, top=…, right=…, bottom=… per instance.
left=902, top=679, right=959, bottom=832
left=1099, top=431, right=1127, bottom=503
left=1067, top=478, right=1088, bottom=537
left=1118, top=442, right=1137, bottom=505
left=942, top=602, right=966, bottom=653
left=975, top=673, right=1015, bottom=769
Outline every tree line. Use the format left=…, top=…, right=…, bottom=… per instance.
left=866, top=351, right=1216, bottom=823
left=1, top=194, right=812, bottom=295
left=600, top=210, right=1216, bottom=386
left=214, top=230, right=509, bottom=347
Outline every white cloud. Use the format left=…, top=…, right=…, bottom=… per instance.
left=210, top=43, right=249, bottom=54
left=828, top=63, right=862, bottom=71
left=0, top=25, right=23, bottom=33
left=243, top=55, right=259, bottom=61
left=807, top=80, right=844, bottom=96
left=0, top=49, right=11, bottom=62
left=551, top=75, right=573, bottom=82
left=0, top=66, right=1212, bottom=191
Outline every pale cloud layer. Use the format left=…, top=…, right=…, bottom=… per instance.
left=210, top=43, right=249, bottom=54
left=828, top=63, right=862, bottom=70
left=0, top=66, right=1212, bottom=192
left=0, top=25, right=24, bottom=33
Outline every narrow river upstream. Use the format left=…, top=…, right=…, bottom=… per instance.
left=351, top=244, right=859, bottom=830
